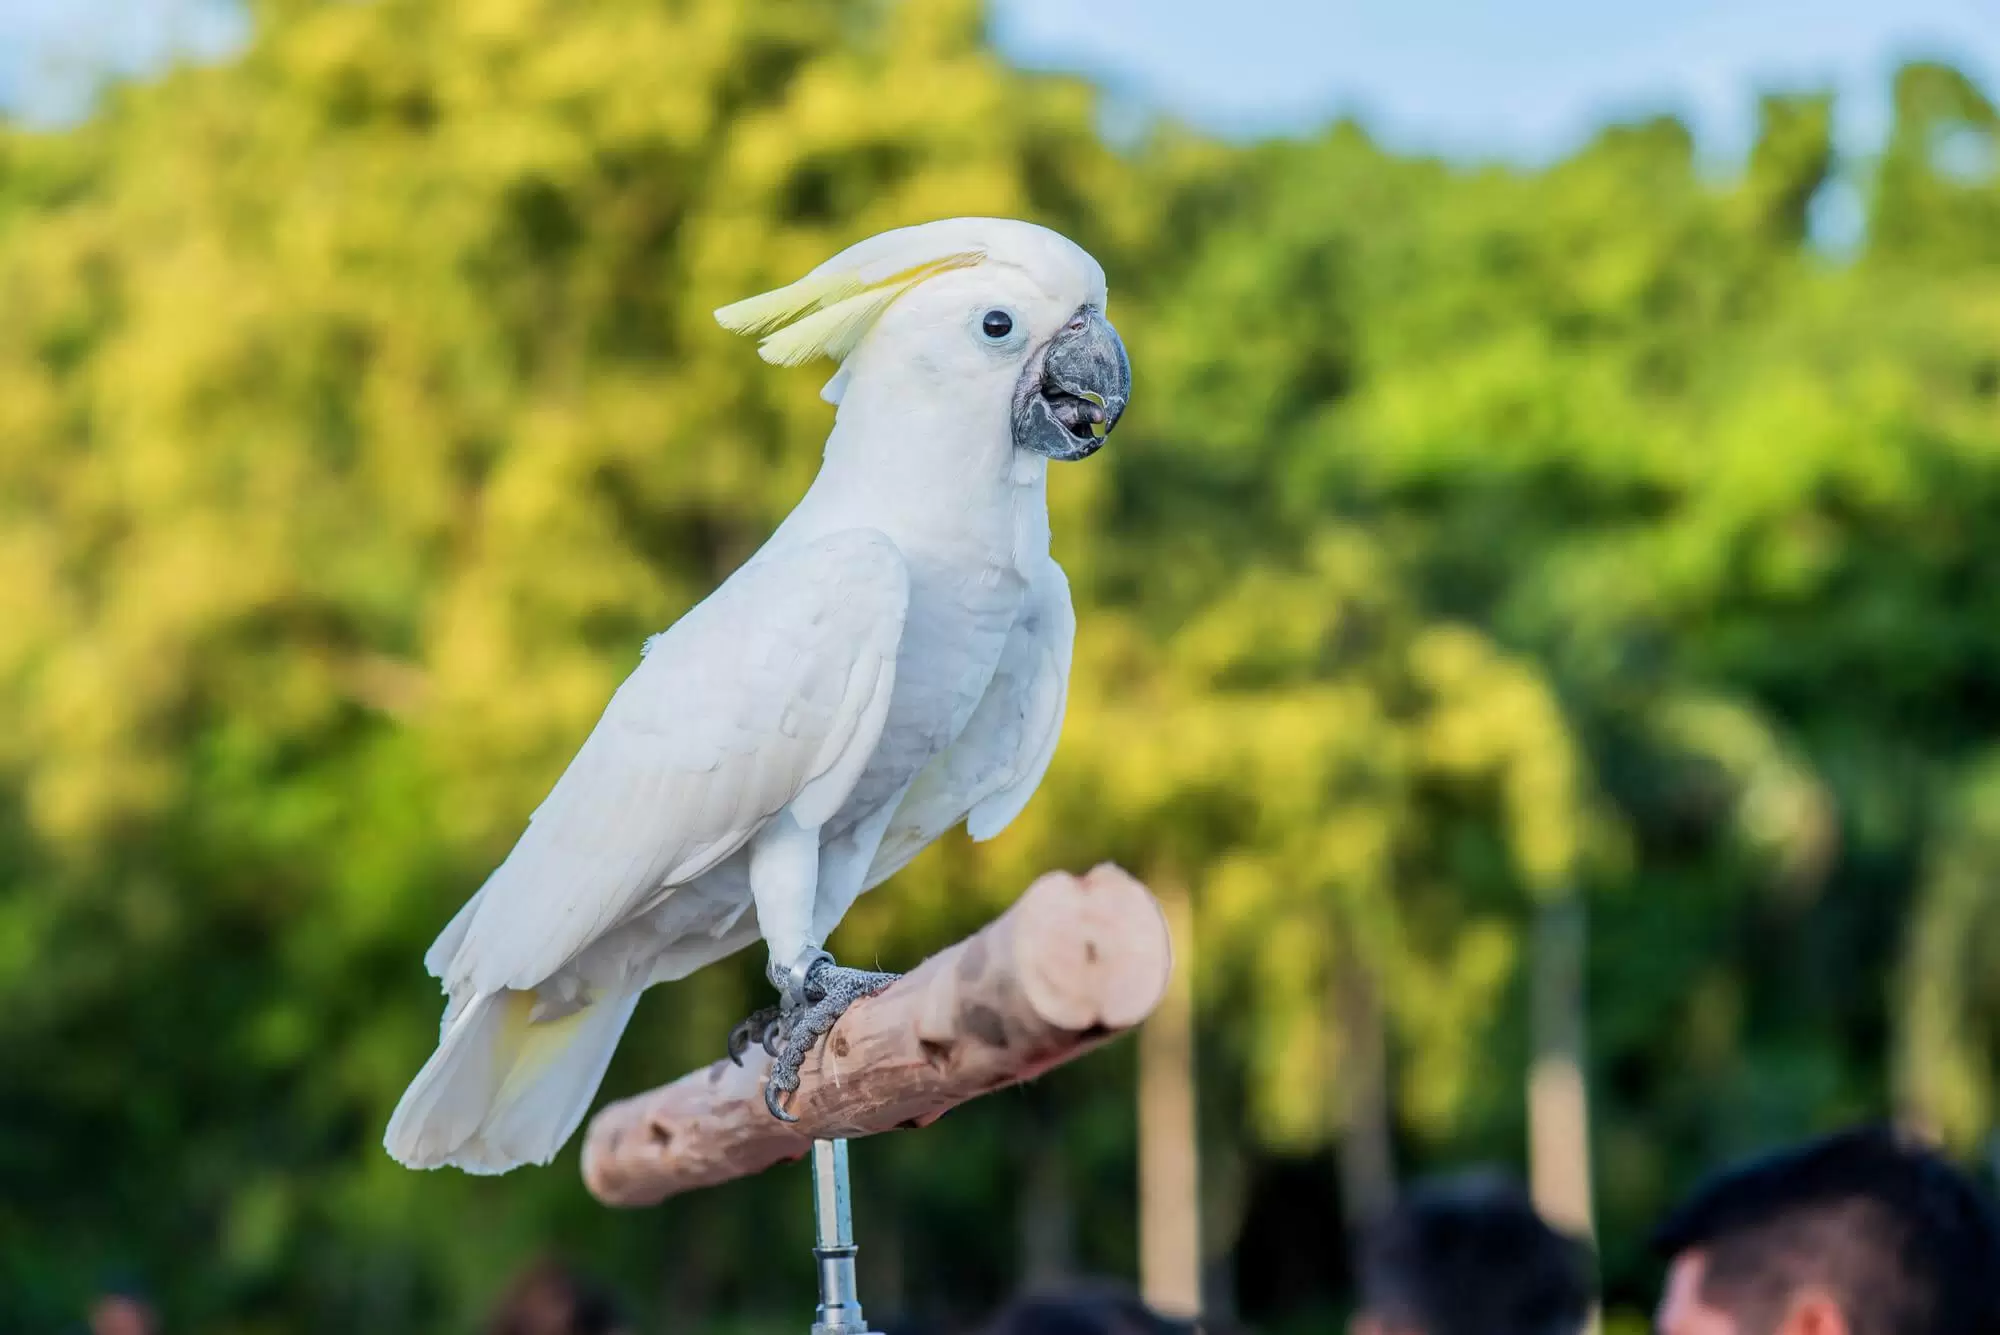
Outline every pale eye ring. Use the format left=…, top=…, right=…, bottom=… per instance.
left=980, top=309, right=1014, bottom=340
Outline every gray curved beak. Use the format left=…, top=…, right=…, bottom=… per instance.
left=1012, top=306, right=1131, bottom=462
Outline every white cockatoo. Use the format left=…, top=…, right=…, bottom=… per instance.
left=384, top=218, right=1129, bottom=1173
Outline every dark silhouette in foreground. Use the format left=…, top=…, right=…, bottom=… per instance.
left=1350, top=1172, right=1595, bottom=1335
left=483, top=1257, right=630, bottom=1335
left=979, top=1283, right=1203, bottom=1335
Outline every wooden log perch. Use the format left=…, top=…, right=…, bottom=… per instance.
left=582, top=863, right=1172, bottom=1207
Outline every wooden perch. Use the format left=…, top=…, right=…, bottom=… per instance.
left=582, top=864, right=1172, bottom=1207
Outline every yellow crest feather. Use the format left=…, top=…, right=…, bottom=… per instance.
left=754, top=282, right=913, bottom=367
left=713, top=270, right=864, bottom=338
left=715, top=251, right=983, bottom=366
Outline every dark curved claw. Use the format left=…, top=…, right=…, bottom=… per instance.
left=766, top=1071, right=800, bottom=1123
left=726, top=1005, right=784, bottom=1067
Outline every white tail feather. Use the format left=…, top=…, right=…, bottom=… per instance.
left=383, top=987, right=641, bottom=1175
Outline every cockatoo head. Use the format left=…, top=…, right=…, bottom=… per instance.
left=715, top=218, right=1130, bottom=462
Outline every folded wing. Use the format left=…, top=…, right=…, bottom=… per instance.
left=437, top=529, right=911, bottom=999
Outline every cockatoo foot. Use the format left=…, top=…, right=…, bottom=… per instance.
left=762, top=957, right=899, bottom=1122
left=725, top=1006, right=785, bottom=1066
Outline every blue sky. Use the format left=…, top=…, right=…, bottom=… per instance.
left=1, top=0, right=1996, bottom=162
left=0, top=0, right=244, bottom=126
left=995, top=0, right=2000, bottom=162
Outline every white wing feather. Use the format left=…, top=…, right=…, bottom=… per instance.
left=440, top=529, right=910, bottom=997
left=864, top=560, right=1074, bottom=886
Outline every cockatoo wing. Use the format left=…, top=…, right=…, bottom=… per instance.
left=864, top=560, right=1074, bottom=887
left=440, top=529, right=910, bottom=997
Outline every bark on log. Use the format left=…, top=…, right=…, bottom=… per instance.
left=583, top=864, right=1172, bottom=1207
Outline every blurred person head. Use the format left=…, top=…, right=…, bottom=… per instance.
left=980, top=1281, right=1200, bottom=1335
left=1651, top=1124, right=2000, bottom=1335
left=87, top=1292, right=158, bottom=1335
left=1351, top=1172, right=1594, bottom=1335
left=484, top=1257, right=628, bottom=1335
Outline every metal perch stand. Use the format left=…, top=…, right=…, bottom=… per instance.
left=579, top=865, right=1174, bottom=1331
left=809, top=1138, right=876, bottom=1335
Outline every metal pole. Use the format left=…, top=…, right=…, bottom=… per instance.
left=809, top=1138, right=879, bottom=1335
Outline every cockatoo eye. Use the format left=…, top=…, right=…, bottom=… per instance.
left=980, top=310, right=1014, bottom=340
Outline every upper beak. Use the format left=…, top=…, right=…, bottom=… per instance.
left=1013, top=306, right=1131, bottom=461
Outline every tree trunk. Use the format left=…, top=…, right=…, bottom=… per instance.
left=1529, top=894, right=1594, bottom=1240
left=1139, top=880, right=1202, bottom=1319
left=1199, top=1141, right=1248, bottom=1327
left=1019, top=1122, right=1075, bottom=1291
left=1334, top=943, right=1396, bottom=1229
